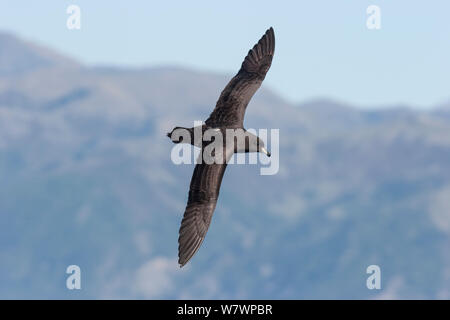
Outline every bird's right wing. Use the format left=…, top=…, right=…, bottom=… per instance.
left=178, top=162, right=228, bottom=267
left=205, top=27, right=275, bottom=128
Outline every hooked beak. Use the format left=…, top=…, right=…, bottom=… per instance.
left=261, top=147, right=271, bottom=157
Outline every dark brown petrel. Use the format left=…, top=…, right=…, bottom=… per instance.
left=167, top=27, right=275, bottom=267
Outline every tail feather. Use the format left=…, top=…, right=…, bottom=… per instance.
left=167, top=127, right=186, bottom=144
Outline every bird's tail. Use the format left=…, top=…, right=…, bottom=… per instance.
left=167, top=126, right=187, bottom=144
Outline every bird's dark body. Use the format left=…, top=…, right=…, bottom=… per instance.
left=168, top=28, right=275, bottom=267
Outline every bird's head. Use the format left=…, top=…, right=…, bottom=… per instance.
left=257, top=138, right=271, bottom=157
left=245, top=132, right=270, bottom=157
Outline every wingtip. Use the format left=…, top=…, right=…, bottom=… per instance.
left=178, top=258, right=187, bottom=268
left=268, top=27, right=275, bottom=40
left=178, top=251, right=187, bottom=267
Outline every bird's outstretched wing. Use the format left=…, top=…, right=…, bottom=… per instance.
left=205, top=27, right=275, bottom=128
left=178, top=162, right=228, bottom=267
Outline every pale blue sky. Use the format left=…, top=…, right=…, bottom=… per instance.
left=1, top=0, right=449, bottom=108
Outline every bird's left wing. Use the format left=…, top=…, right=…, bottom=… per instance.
left=205, top=27, right=275, bottom=128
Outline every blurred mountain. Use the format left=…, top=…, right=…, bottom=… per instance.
left=0, top=32, right=78, bottom=75
left=0, top=32, right=449, bottom=299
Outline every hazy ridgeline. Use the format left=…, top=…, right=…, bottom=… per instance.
left=0, top=32, right=449, bottom=299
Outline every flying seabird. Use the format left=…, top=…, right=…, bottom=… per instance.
left=167, top=27, right=275, bottom=267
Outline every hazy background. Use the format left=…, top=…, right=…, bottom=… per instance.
left=2, top=0, right=450, bottom=107
left=0, top=1, right=449, bottom=299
